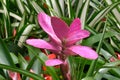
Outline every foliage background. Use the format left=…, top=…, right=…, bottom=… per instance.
left=0, top=0, right=120, bottom=80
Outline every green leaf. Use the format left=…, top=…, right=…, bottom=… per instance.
left=30, top=58, right=42, bottom=74
left=10, top=53, right=18, bottom=64
left=18, top=54, right=28, bottom=69
left=58, top=0, right=65, bottom=16
left=82, top=31, right=120, bottom=46
left=103, top=74, right=120, bottom=80
left=0, top=38, right=15, bottom=67
left=22, top=56, right=38, bottom=80
left=95, top=61, right=120, bottom=79
left=80, top=0, right=90, bottom=29
left=0, top=64, right=44, bottom=80
left=28, top=0, right=44, bottom=13
left=17, top=13, right=26, bottom=32
left=89, top=1, right=120, bottom=27
left=9, top=12, right=22, bottom=21
left=0, top=75, right=5, bottom=80
left=86, top=21, right=107, bottom=77
left=82, top=77, right=94, bottom=80
left=14, top=13, right=26, bottom=43
left=66, top=0, right=74, bottom=18
left=26, top=45, right=60, bottom=80
left=50, top=0, right=63, bottom=16
left=1, top=0, right=12, bottom=37
left=75, top=0, right=83, bottom=17
left=85, top=26, right=115, bottom=57
left=0, top=9, right=22, bottom=21
left=100, top=49, right=112, bottom=60
left=17, top=24, right=35, bottom=47
left=110, top=68, right=120, bottom=78
left=15, top=0, right=25, bottom=14
left=97, top=60, right=120, bottom=74
left=103, top=41, right=115, bottom=57
left=105, top=0, right=120, bottom=24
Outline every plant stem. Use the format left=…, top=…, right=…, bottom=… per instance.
left=60, top=64, right=69, bottom=80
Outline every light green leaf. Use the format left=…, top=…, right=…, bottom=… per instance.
left=0, top=38, right=15, bottom=67
left=28, top=0, right=44, bottom=13
left=1, top=0, right=12, bottom=37
left=105, top=0, right=120, bottom=24
left=82, top=31, right=120, bottom=46
left=16, top=0, right=25, bottom=14
left=80, top=0, right=90, bottom=29
left=89, top=1, right=120, bottom=27
left=82, top=77, right=94, bottom=80
left=50, top=0, right=63, bottom=16
left=66, top=0, right=74, bottom=18
left=75, top=0, right=83, bottom=17
left=18, top=54, right=28, bottom=69
left=26, top=46, right=60, bottom=80
left=0, top=64, right=44, bottom=80
left=0, top=75, right=5, bottom=80
left=18, top=24, right=35, bottom=47
left=103, top=74, right=120, bottom=80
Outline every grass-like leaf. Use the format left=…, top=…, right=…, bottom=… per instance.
left=26, top=45, right=60, bottom=80
left=83, top=30, right=120, bottom=46
left=0, top=38, right=15, bottom=66
left=0, top=64, right=44, bottom=80
left=80, top=0, right=90, bottom=29
left=89, top=1, right=120, bottom=27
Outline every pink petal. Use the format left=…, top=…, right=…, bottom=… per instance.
left=65, top=18, right=90, bottom=46
left=48, top=37, right=62, bottom=53
left=66, top=30, right=90, bottom=46
left=26, top=39, right=59, bottom=51
left=51, top=17, right=69, bottom=40
left=69, top=18, right=82, bottom=32
left=38, top=12, right=61, bottom=44
left=68, top=46, right=98, bottom=59
left=45, top=59, right=63, bottom=66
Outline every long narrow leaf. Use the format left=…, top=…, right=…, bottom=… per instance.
left=0, top=64, right=44, bottom=80
left=26, top=46, right=60, bottom=80
left=82, top=30, right=120, bottom=46
left=66, top=0, right=74, bottom=18
left=89, top=1, right=120, bottom=27
left=87, top=21, right=107, bottom=77
left=75, top=0, right=83, bottom=17
left=15, top=0, right=25, bottom=14
left=58, top=0, right=65, bottom=16
left=50, top=0, right=63, bottom=16
left=0, top=38, right=15, bottom=66
left=28, top=0, right=44, bottom=13
left=105, top=0, right=120, bottom=24
left=18, top=24, right=35, bottom=47
left=1, top=0, right=12, bottom=37
left=80, top=0, right=90, bottom=29
left=0, top=9, right=22, bottom=21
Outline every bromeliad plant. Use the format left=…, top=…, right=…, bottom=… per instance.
left=26, top=12, right=98, bottom=80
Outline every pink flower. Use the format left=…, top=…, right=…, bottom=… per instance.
left=26, top=12, right=98, bottom=66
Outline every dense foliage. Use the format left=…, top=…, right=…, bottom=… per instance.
left=0, top=0, right=120, bottom=80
